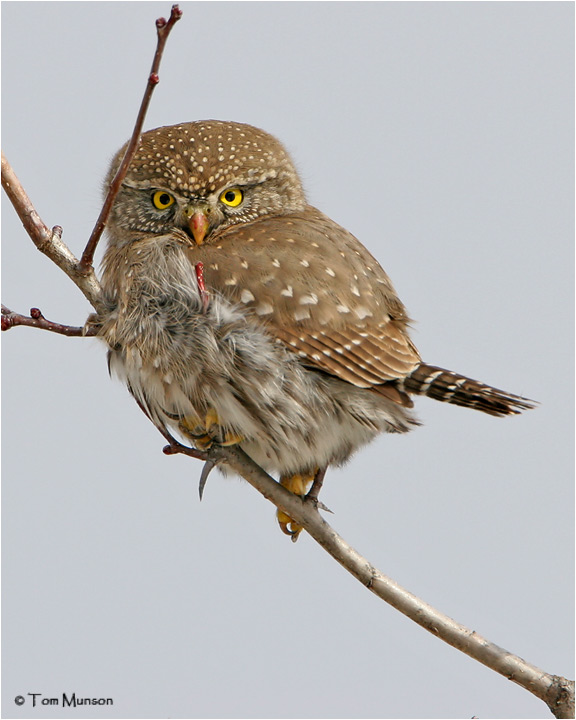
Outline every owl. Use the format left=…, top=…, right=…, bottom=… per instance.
left=98, top=120, right=533, bottom=540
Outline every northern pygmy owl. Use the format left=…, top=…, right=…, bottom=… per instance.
left=98, top=120, right=534, bottom=539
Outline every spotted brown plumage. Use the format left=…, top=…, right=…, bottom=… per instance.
left=98, top=120, right=535, bottom=540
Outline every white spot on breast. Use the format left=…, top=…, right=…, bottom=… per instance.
left=351, top=285, right=360, bottom=297
left=299, top=293, right=318, bottom=305
left=241, top=289, right=255, bottom=303
left=280, top=286, right=293, bottom=297
left=255, top=303, right=274, bottom=316
left=224, top=277, right=238, bottom=286
left=293, top=307, right=311, bottom=321
left=210, top=263, right=219, bottom=270
left=300, top=259, right=310, bottom=267
left=240, top=260, right=249, bottom=269
left=272, top=258, right=281, bottom=267
left=337, top=305, right=350, bottom=314
left=325, top=267, right=336, bottom=277
left=355, top=307, right=373, bottom=319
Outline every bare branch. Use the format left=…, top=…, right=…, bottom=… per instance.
left=78, top=4, right=182, bottom=273
left=194, top=444, right=574, bottom=719
left=1, top=305, right=95, bottom=337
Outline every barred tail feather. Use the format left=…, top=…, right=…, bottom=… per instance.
left=402, top=363, right=536, bottom=417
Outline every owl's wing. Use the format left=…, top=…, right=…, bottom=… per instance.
left=191, top=206, right=421, bottom=404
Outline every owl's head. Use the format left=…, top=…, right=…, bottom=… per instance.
left=105, top=120, right=306, bottom=247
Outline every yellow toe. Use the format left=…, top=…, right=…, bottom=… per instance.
left=277, top=509, right=303, bottom=542
left=276, top=472, right=317, bottom=542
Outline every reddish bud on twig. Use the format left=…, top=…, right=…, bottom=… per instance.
left=1, top=304, right=88, bottom=337
left=156, top=17, right=167, bottom=29
left=149, top=73, right=159, bottom=85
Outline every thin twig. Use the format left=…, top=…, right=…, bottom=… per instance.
left=1, top=305, right=95, bottom=337
left=78, top=4, right=182, bottom=273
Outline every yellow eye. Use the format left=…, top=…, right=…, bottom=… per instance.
left=152, top=190, right=175, bottom=210
left=219, top=187, right=243, bottom=207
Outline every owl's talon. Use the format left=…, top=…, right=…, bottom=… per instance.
left=193, top=433, right=214, bottom=450
left=198, top=460, right=216, bottom=500
left=276, top=472, right=317, bottom=541
left=218, top=431, right=244, bottom=446
left=277, top=510, right=303, bottom=542
left=204, top=409, right=244, bottom=446
left=179, top=411, right=243, bottom=449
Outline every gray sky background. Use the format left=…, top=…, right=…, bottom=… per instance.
left=2, top=2, right=573, bottom=719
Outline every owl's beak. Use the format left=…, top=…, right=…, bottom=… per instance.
left=186, top=209, right=209, bottom=245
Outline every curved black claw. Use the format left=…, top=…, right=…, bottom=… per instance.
left=199, top=460, right=216, bottom=500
